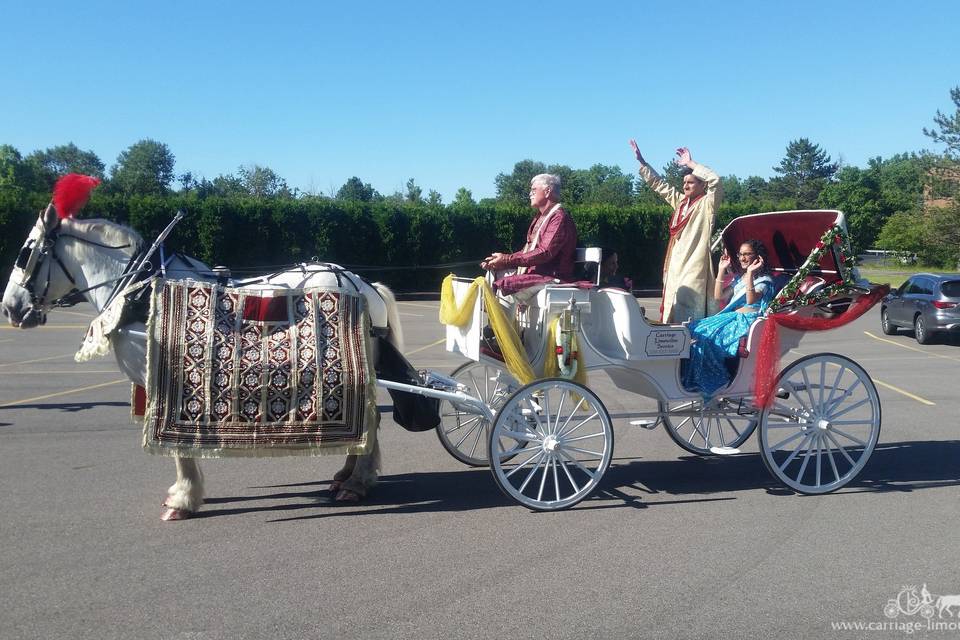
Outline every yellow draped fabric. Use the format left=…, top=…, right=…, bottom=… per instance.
left=440, top=275, right=535, bottom=384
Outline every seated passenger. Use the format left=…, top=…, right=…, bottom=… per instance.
left=585, top=249, right=633, bottom=292
left=480, top=173, right=577, bottom=304
left=681, top=239, right=774, bottom=396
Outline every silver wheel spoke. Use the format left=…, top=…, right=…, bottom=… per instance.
left=817, top=361, right=826, bottom=411
left=559, top=455, right=580, bottom=493
left=824, top=379, right=863, bottom=414
left=501, top=429, right=542, bottom=443
left=563, top=446, right=605, bottom=457
left=556, top=396, right=587, bottom=437
left=823, top=366, right=844, bottom=413
left=467, top=419, right=485, bottom=459
left=453, top=418, right=483, bottom=448
left=518, top=453, right=547, bottom=492
left=824, top=431, right=857, bottom=466
left=562, top=432, right=605, bottom=443
left=559, top=412, right=601, bottom=439
left=552, top=457, right=561, bottom=502
left=815, top=434, right=823, bottom=487
left=505, top=450, right=544, bottom=478
left=522, top=396, right=547, bottom=436
left=553, top=391, right=567, bottom=435
left=830, top=427, right=867, bottom=447
left=825, top=437, right=841, bottom=483
left=558, top=448, right=597, bottom=480
left=782, top=381, right=813, bottom=415
left=771, top=428, right=808, bottom=451
left=828, top=399, right=871, bottom=420
left=542, top=390, right=554, bottom=437
left=498, top=445, right=541, bottom=460
left=778, top=432, right=814, bottom=471
left=793, top=435, right=817, bottom=482
left=800, top=367, right=817, bottom=412
left=537, top=454, right=551, bottom=501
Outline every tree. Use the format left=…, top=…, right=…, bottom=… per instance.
left=238, top=164, right=291, bottom=198
left=110, top=139, right=176, bottom=195
left=336, top=176, right=380, bottom=201
left=922, top=87, right=960, bottom=202
left=575, top=164, right=634, bottom=206
left=923, top=86, right=960, bottom=159
left=743, top=176, right=770, bottom=201
left=876, top=211, right=925, bottom=258
left=26, top=143, right=105, bottom=188
left=817, top=165, right=884, bottom=253
left=495, top=160, right=547, bottom=206
left=0, top=145, right=41, bottom=193
left=405, top=178, right=422, bottom=203
left=770, top=138, right=838, bottom=207
left=426, top=189, right=442, bottom=206
left=452, top=187, right=475, bottom=208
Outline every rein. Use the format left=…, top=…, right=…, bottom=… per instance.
left=15, top=221, right=136, bottom=321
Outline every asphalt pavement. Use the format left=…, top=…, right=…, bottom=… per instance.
left=1, top=300, right=959, bottom=640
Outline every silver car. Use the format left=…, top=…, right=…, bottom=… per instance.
left=880, top=273, right=960, bottom=344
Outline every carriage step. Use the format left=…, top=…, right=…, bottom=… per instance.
left=709, top=446, right=741, bottom=455
left=629, top=419, right=659, bottom=430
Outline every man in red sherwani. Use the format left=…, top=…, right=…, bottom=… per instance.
left=481, top=173, right=578, bottom=301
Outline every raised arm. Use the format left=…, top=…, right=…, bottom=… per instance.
left=631, top=139, right=683, bottom=209
left=677, top=147, right=723, bottom=205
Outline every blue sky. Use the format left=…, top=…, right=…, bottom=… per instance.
left=1, top=0, right=957, bottom=201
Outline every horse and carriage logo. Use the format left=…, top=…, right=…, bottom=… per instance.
left=884, top=584, right=960, bottom=619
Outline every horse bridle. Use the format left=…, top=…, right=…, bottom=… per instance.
left=11, top=209, right=134, bottom=324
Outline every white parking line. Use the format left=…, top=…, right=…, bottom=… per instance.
left=398, top=301, right=438, bottom=310
left=0, top=324, right=89, bottom=330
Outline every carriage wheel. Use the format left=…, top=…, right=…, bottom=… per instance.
left=659, top=397, right=758, bottom=455
left=758, top=353, right=880, bottom=494
left=436, top=361, right=520, bottom=467
left=489, top=378, right=614, bottom=511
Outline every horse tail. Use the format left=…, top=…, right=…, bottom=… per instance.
left=372, top=282, right=404, bottom=353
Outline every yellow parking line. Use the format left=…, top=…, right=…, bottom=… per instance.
left=0, top=353, right=76, bottom=368
left=863, top=331, right=960, bottom=362
left=871, top=379, right=936, bottom=406
left=788, top=347, right=934, bottom=405
left=0, top=378, right=128, bottom=408
left=404, top=338, right=446, bottom=357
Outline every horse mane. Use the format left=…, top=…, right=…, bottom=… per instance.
left=65, top=218, right=144, bottom=255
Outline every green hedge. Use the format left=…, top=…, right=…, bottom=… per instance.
left=1, top=191, right=785, bottom=292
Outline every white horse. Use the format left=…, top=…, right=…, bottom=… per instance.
left=2, top=204, right=403, bottom=520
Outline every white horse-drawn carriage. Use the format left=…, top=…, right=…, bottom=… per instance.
left=2, top=177, right=887, bottom=516
left=434, top=209, right=888, bottom=510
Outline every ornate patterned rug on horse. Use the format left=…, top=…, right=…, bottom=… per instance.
left=142, top=279, right=378, bottom=457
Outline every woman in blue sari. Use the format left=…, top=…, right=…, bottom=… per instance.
left=682, top=239, right=774, bottom=396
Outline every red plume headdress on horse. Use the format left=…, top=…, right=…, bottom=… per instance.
left=52, top=174, right=101, bottom=219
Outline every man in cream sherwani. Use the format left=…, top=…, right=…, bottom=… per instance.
left=631, top=141, right=722, bottom=323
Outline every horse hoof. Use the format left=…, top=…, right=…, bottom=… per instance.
left=334, top=489, right=362, bottom=503
left=161, top=507, right=191, bottom=521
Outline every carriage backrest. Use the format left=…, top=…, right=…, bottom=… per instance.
left=718, top=210, right=847, bottom=287
left=575, top=247, right=603, bottom=285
